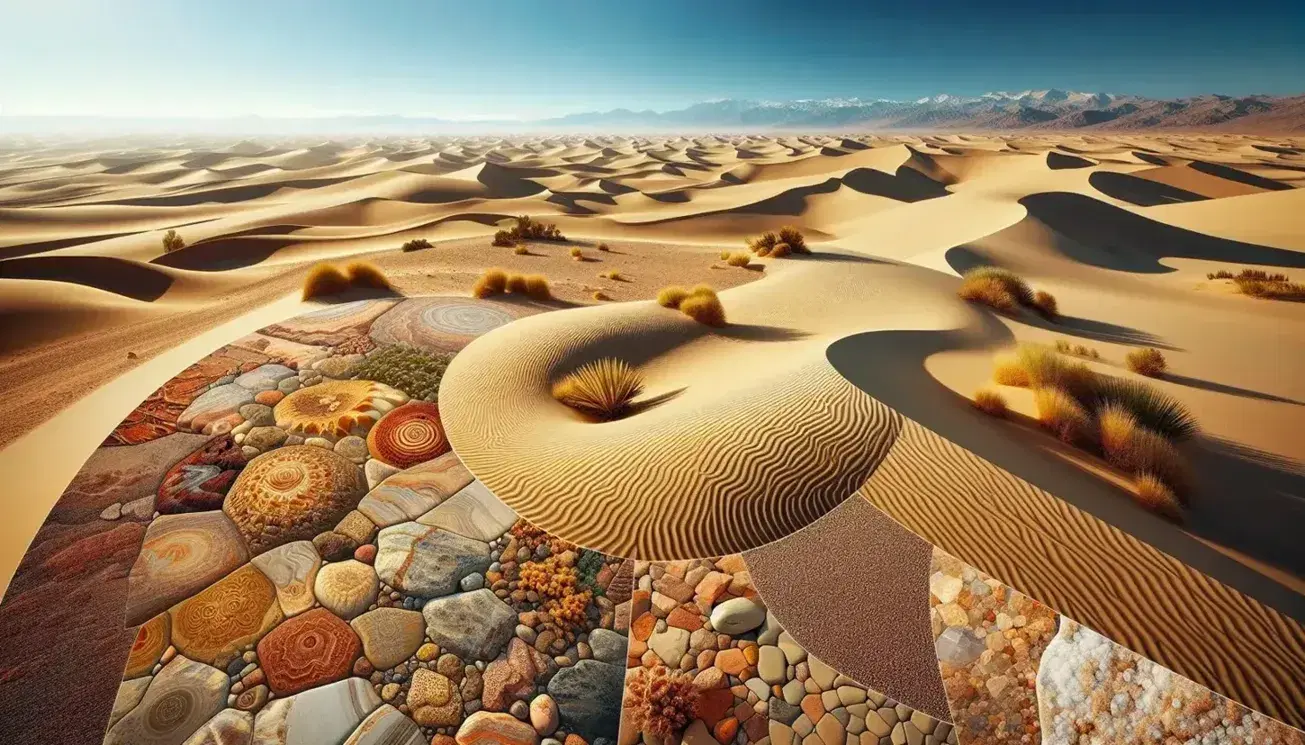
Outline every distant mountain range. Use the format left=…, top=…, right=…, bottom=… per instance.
left=4, top=90, right=1303, bottom=134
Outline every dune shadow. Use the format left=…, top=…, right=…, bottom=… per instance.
left=1190, top=161, right=1292, bottom=191
left=1047, top=151, right=1094, bottom=170
left=0, top=255, right=174, bottom=300
left=1020, top=192, right=1305, bottom=272
left=629, top=387, right=687, bottom=415
left=736, top=177, right=841, bottom=216
left=715, top=323, right=811, bottom=342
left=843, top=166, right=950, bottom=202
left=1088, top=171, right=1207, bottom=206
left=1049, top=314, right=1179, bottom=350
left=1163, top=372, right=1304, bottom=405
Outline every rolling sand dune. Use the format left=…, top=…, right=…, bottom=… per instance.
left=1, top=132, right=1304, bottom=726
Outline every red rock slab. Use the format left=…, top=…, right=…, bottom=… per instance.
left=155, top=435, right=249, bottom=514
left=257, top=608, right=362, bottom=696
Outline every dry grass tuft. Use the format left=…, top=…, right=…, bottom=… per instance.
left=1125, top=347, right=1167, bottom=377
left=1134, top=473, right=1183, bottom=520
left=962, top=266, right=1035, bottom=306
left=343, top=261, right=392, bottom=290
left=754, top=243, right=773, bottom=257
left=719, top=250, right=731, bottom=261
left=513, top=245, right=529, bottom=255
left=680, top=286, right=726, bottom=326
left=523, top=274, right=551, bottom=301
left=1097, top=404, right=1190, bottom=495
left=973, top=389, right=1008, bottom=417
left=1034, top=387, right=1094, bottom=446
left=992, top=356, right=1030, bottom=387
left=747, top=231, right=779, bottom=253
left=1016, top=344, right=1096, bottom=400
left=492, top=230, right=516, bottom=247
left=401, top=238, right=432, bottom=252
left=1092, top=376, right=1197, bottom=440
left=958, top=276, right=1018, bottom=313
left=726, top=251, right=752, bottom=267
left=162, top=229, right=185, bottom=253
left=1032, top=290, right=1059, bottom=319
left=505, top=273, right=530, bottom=295
left=778, top=225, right=809, bottom=253
left=593, top=290, right=611, bottom=301
left=570, top=246, right=584, bottom=260
left=552, top=358, right=644, bottom=420
left=599, top=270, right=625, bottom=281
left=509, top=215, right=565, bottom=242
left=597, top=242, right=610, bottom=252
left=302, top=263, right=352, bottom=300
left=472, top=268, right=509, bottom=298
left=770, top=242, right=792, bottom=258
left=657, top=286, right=690, bottom=309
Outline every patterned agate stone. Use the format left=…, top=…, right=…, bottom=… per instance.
left=224, top=445, right=367, bottom=555
left=274, top=380, right=408, bottom=440
left=169, top=564, right=283, bottom=666
left=257, top=608, right=362, bottom=696
left=366, top=402, right=451, bottom=469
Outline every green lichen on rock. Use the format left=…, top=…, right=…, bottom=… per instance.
left=353, top=344, right=453, bottom=402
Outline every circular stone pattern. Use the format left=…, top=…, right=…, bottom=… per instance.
left=123, top=613, right=171, bottom=679
left=422, top=302, right=516, bottom=336
left=368, top=297, right=521, bottom=352
left=274, top=380, right=409, bottom=440
left=366, top=401, right=451, bottom=468
left=256, top=607, right=362, bottom=696
left=224, top=445, right=366, bottom=555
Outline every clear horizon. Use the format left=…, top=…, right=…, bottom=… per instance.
left=2, top=0, right=1302, bottom=120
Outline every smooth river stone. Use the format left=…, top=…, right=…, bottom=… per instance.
left=356, top=452, right=474, bottom=528
left=125, top=511, right=250, bottom=626
left=344, top=704, right=424, bottom=745
left=415, top=481, right=517, bottom=542
left=124, top=613, right=172, bottom=679
left=107, top=677, right=151, bottom=730
left=252, top=677, right=381, bottom=745
left=170, top=564, right=283, bottom=666
left=181, top=708, right=254, bottom=745
left=250, top=541, right=321, bottom=618
left=350, top=608, right=427, bottom=671
left=313, top=559, right=379, bottom=620
left=234, top=363, right=296, bottom=392
left=374, top=523, right=490, bottom=598
left=454, top=711, right=540, bottom=745
left=257, top=608, right=362, bottom=696
left=103, top=656, right=229, bottom=745
left=421, top=589, right=516, bottom=661
left=156, top=435, right=249, bottom=514
left=709, top=596, right=768, bottom=635
left=178, top=383, right=257, bottom=436
left=545, top=659, right=625, bottom=740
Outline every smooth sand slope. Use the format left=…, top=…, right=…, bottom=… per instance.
left=2, top=132, right=1304, bottom=725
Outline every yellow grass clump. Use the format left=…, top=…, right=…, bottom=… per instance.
left=505, top=273, right=530, bottom=295
left=719, top=250, right=731, bottom=261
left=958, top=276, right=1018, bottom=313
left=302, top=263, right=352, bottom=300
left=570, top=246, right=584, bottom=260
left=552, top=358, right=644, bottom=420
left=726, top=251, right=752, bottom=267
left=513, top=245, right=529, bottom=255
left=472, top=268, right=509, bottom=298
left=973, top=389, right=1008, bottom=417
left=593, top=291, right=611, bottom=301
left=1134, top=473, right=1183, bottom=520
left=778, top=225, right=809, bottom=253
left=1125, top=347, right=1167, bottom=377
left=1033, top=387, right=1094, bottom=446
left=657, top=286, right=690, bottom=309
left=992, top=356, right=1030, bottom=387
left=162, top=229, right=185, bottom=253
left=492, top=230, right=516, bottom=247
left=1032, top=290, right=1059, bottom=319
left=344, top=261, right=393, bottom=291
left=680, top=287, right=726, bottom=326
left=523, top=274, right=551, bottom=301
left=600, top=270, right=625, bottom=281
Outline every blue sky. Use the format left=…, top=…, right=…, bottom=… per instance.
left=1, top=0, right=1301, bottom=119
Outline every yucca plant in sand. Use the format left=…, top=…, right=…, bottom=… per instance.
left=552, top=358, right=645, bottom=420
left=1092, top=376, right=1197, bottom=440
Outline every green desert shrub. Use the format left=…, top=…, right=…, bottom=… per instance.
left=401, top=238, right=432, bottom=252
left=354, top=344, right=453, bottom=401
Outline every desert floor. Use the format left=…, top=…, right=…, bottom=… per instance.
left=0, top=133, right=1303, bottom=742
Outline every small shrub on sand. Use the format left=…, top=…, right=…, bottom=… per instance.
left=1055, top=340, right=1071, bottom=353
left=1092, top=376, right=1197, bottom=440
left=600, top=270, right=625, bottom=281
left=508, top=215, right=565, bottom=242
left=1075, top=344, right=1099, bottom=359
left=778, top=225, right=809, bottom=253
left=1233, top=270, right=1305, bottom=301
left=1016, top=344, right=1096, bottom=400
left=1097, top=404, right=1189, bottom=495
left=401, top=238, right=432, bottom=252
left=472, top=268, right=509, bottom=298
left=597, top=242, right=610, bottom=252
left=747, top=231, right=780, bottom=253
left=719, top=250, right=731, bottom=261
left=992, top=356, right=1030, bottom=387
left=162, top=229, right=185, bottom=253
left=523, top=274, right=551, bottom=300
left=505, top=273, right=530, bottom=295
left=657, top=286, right=690, bottom=308
left=552, top=358, right=644, bottom=420
left=1034, top=387, right=1094, bottom=446
left=1207, top=270, right=1234, bottom=280
left=570, top=246, right=584, bottom=260
left=962, top=266, right=1035, bottom=307
left=1134, top=473, right=1183, bottom=520
left=680, top=288, right=727, bottom=326
left=593, top=291, right=610, bottom=301
left=755, top=244, right=773, bottom=258
left=958, top=276, right=1018, bottom=313
left=1032, top=290, right=1059, bottom=319
left=513, top=245, right=529, bottom=255
left=770, top=242, right=792, bottom=258
left=344, top=261, right=392, bottom=290
left=492, top=230, right=516, bottom=247
left=973, top=389, right=1008, bottom=417
left=302, top=263, right=352, bottom=300
left=726, top=251, right=752, bottom=267
left=1125, top=347, right=1167, bottom=377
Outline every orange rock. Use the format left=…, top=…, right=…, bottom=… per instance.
left=667, top=606, right=704, bottom=632
left=695, top=688, right=734, bottom=727
left=741, top=643, right=759, bottom=665
left=800, top=693, right=825, bottom=723
left=254, top=390, right=284, bottom=406
left=713, top=717, right=739, bottom=744
left=715, top=648, right=748, bottom=676
left=631, top=613, right=655, bottom=642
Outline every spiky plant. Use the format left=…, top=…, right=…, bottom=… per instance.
left=747, top=231, right=779, bottom=253
left=1092, top=376, right=1196, bottom=441
left=958, top=276, right=1018, bottom=313
left=778, top=225, right=809, bottom=253
left=1135, top=473, right=1183, bottom=520
left=552, top=358, right=644, bottom=420
left=1032, top=290, right=1059, bottom=319
left=960, top=266, right=1035, bottom=307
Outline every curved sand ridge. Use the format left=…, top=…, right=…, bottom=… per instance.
left=440, top=257, right=977, bottom=559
